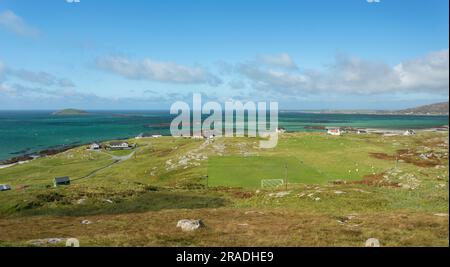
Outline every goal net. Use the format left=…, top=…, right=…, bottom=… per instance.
left=261, top=179, right=284, bottom=189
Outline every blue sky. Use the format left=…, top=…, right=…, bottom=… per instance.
left=0, top=0, right=448, bottom=110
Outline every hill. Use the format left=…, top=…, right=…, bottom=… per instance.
left=0, top=132, right=448, bottom=246
left=52, top=109, right=89, bottom=116
left=395, top=102, right=449, bottom=115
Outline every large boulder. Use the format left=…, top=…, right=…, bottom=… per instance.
left=176, top=219, right=205, bottom=232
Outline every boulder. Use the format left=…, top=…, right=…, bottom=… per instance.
left=177, top=219, right=205, bottom=232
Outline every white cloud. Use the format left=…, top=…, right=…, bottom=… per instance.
left=6, top=68, right=75, bottom=87
left=394, top=49, right=449, bottom=93
left=237, top=49, right=449, bottom=95
left=0, top=10, right=40, bottom=38
left=259, top=53, right=298, bottom=69
left=96, top=56, right=222, bottom=86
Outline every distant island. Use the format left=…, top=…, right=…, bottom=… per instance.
left=394, top=102, right=449, bottom=115
left=52, top=109, right=89, bottom=116
left=290, top=101, right=449, bottom=116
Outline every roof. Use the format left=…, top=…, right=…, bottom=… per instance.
left=54, top=176, right=70, bottom=182
left=110, top=141, right=128, bottom=146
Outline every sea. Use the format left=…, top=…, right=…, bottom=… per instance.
left=0, top=110, right=448, bottom=161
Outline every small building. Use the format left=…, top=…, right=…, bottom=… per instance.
left=357, top=129, right=367, bottom=134
left=403, top=130, right=416, bottom=136
left=109, top=141, right=131, bottom=150
left=0, top=184, right=11, bottom=191
left=89, top=143, right=101, bottom=150
left=54, top=176, right=70, bottom=187
left=152, top=135, right=162, bottom=138
left=327, top=127, right=341, bottom=136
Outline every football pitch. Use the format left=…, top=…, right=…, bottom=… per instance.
left=208, top=156, right=334, bottom=188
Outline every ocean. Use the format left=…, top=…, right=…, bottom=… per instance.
left=0, top=110, right=448, bottom=161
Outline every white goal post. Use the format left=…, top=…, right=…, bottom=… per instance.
left=261, top=179, right=284, bottom=189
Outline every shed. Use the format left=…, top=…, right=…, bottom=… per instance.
left=326, top=127, right=341, bottom=136
left=89, top=143, right=101, bottom=150
left=54, top=176, right=70, bottom=187
left=0, top=184, right=11, bottom=191
left=403, top=130, right=416, bottom=136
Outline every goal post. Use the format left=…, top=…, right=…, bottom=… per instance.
left=261, top=179, right=284, bottom=189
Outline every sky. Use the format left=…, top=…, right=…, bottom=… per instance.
left=0, top=0, right=448, bottom=110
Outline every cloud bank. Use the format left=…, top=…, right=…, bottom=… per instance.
left=258, top=53, right=298, bottom=69
left=96, top=56, right=222, bottom=86
left=236, top=49, right=449, bottom=95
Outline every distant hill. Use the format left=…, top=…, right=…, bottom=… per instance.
left=395, top=102, right=449, bottom=115
left=299, top=101, right=449, bottom=115
left=52, top=109, right=89, bottom=116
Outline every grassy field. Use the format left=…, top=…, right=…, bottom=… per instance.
left=208, top=156, right=328, bottom=188
left=0, top=132, right=448, bottom=246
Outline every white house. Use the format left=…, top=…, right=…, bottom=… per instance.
left=89, top=143, right=101, bottom=150
left=403, top=130, right=416, bottom=136
left=109, top=141, right=131, bottom=150
left=152, top=135, right=162, bottom=138
left=357, top=129, right=367, bottom=134
left=327, top=127, right=341, bottom=136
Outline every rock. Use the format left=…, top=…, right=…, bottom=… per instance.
left=244, top=211, right=264, bottom=215
left=76, top=198, right=87, bottom=205
left=81, top=220, right=92, bottom=225
left=268, top=191, right=290, bottom=198
left=314, top=197, right=321, bottom=201
left=365, top=238, right=380, bottom=247
left=66, top=238, right=80, bottom=247
left=334, top=191, right=345, bottom=195
left=28, top=238, right=66, bottom=246
left=434, top=213, right=449, bottom=217
left=104, top=199, right=113, bottom=204
left=176, top=219, right=205, bottom=232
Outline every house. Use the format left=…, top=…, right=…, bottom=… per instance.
left=0, top=184, right=11, bottom=191
left=403, top=130, right=416, bottom=136
left=54, top=176, right=70, bottom=187
left=152, top=135, right=162, bottom=138
left=327, top=127, right=341, bottom=136
left=89, top=143, right=101, bottom=150
left=109, top=141, right=131, bottom=150
left=357, top=129, right=367, bottom=134
left=277, top=127, right=286, bottom=133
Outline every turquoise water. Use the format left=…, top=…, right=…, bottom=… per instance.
left=0, top=111, right=448, bottom=160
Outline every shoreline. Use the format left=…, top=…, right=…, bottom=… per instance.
left=0, top=126, right=448, bottom=169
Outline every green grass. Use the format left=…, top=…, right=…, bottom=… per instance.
left=0, top=132, right=448, bottom=246
left=208, top=156, right=327, bottom=188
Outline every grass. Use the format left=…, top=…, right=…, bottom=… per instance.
left=0, top=132, right=448, bottom=246
left=208, top=156, right=326, bottom=188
